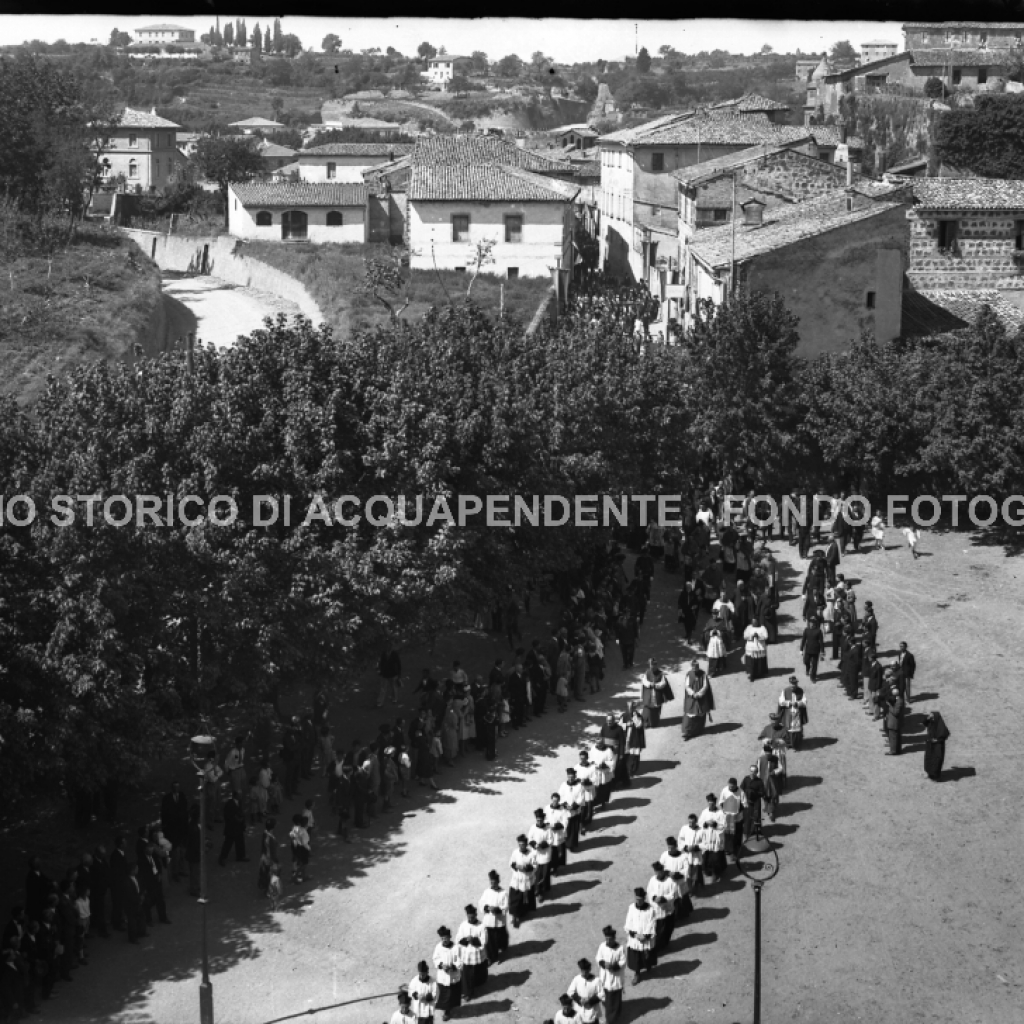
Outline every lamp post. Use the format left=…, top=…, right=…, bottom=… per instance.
left=736, top=825, right=780, bottom=1024
left=190, top=734, right=216, bottom=1024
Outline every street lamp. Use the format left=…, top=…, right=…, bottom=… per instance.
left=190, top=734, right=216, bottom=1024
left=736, top=825, right=780, bottom=1024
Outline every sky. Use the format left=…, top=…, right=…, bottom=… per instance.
left=1, top=16, right=907, bottom=63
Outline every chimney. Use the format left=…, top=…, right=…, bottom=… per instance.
left=838, top=116, right=849, bottom=144
left=875, top=144, right=887, bottom=174
left=741, top=198, right=766, bottom=228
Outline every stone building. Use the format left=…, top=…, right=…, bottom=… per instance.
left=100, top=107, right=182, bottom=194
left=227, top=182, right=368, bottom=243
left=682, top=182, right=912, bottom=357
left=861, top=40, right=899, bottom=63
left=905, top=178, right=1024, bottom=292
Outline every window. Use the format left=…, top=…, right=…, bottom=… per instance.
left=846, top=195, right=854, bottom=212
left=326, top=162, right=337, bottom=179
left=281, top=209, right=308, bottom=241
left=1016, top=221, right=1024, bottom=251
left=326, top=211, right=344, bottom=226
left=980, top=32, right=988, bottom=46
left=952, top=69, right=962, bottom=85
left=651, top=152, right=665, bottom=172
left=978, top=68, right=988, bottom=84
left=453, top=267, right=466, bottom=273
left=866, top=291, right=876, bottom=309
left=504, top=215, right=523, bottom=243
left=937, top=220, right=958, bottom=250
left=452, top=214, right=470, bottom=241
left=507, top=267, right=519, bottom=280
left=128, top=134, right=138, bottom=148
left=713, top=209, right=728, bottom=222
left=155, top=159, right=160, bottom=177
left=255, top=211, right=272, bottom=226
left=128, top=160, right=138, bottom=178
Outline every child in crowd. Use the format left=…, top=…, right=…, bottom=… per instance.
left=289, top=814, right=310, bottom=884
left=302, top=798, right=316, bottom=844
left=267, top=865, right=283, bottom=910
left=397, top=743, right=412, bottom=798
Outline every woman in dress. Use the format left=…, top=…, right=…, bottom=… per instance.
left=682, top=661, right=715, bottom=740
left=923, top=712, right=950, bottom=780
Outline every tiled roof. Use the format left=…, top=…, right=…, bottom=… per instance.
left=119, top=107, right=182, bottom=129
left=862, top=40, right=898, bottom=46
left=600, top=111, right=693, bottom=145
left=711, top=93, right=791, bottom=112
left=260, top=143, right=297, bottom=158
left=231, top=182, right=369, bottom=207
left=363, top=155, right=412, bottom=194
left=320, top=117, right=405, bottom=130
left=301, top=143, right=414, bottom=157
left=912, top=178, right=1024, bottom=210
left=412, top=135, right=573, bottom=172
left=672, top=143, right=800, bottom=186
left=643, top=119, right=811, bottom=147
left=910, top=48, right=1011, bottom=66
left=903, top=21, right=1024, bottom=29
left=689, top=190, right=906, bottom=270
left=809, top=126, right=865, bottom=149
left=428, top=54, right=469, bottom=62
left=554, top=124, right=599, bottom=137
left=884, top=157, right=929, bottom=176
left=409, top=164, right=579, bottom=202
left=136, top=23, right=191, bottom=31
left=270, top=161, right=301, bottom=176
left=822, top=52, right=913, bottom=80
left=231, top=117, right=285, bottom=128
left=905, top=290, right=1024, bottom=335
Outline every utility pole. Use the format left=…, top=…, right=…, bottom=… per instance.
left=186, top=331, right=195, bottom=376
left=730, top=172, right=737, bottom=299
left=190, top=736, right=216, bottom=1024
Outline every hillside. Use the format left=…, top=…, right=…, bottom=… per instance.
left=0, top=226, right=163, bottom=406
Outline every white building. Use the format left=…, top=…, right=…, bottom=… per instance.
left=133, top=23, right=195, bottom=45
left=295, top=143, right=414, bottom=183
left=861, top=40, right=899, bottom=63
left=230, top=117, right=286, bottom=136
left=100, top=107, right=183, bottom=193
left=407, top=164, right=578, bottom=278
left=227, top=182, right=368, bottom=244
left=426, top=55, right=471, bottom=90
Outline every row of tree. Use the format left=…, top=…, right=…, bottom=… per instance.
left=2, top=280, right=1022, bottom=810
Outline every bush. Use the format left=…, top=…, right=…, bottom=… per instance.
left=924, top=76, right=945, bottom=99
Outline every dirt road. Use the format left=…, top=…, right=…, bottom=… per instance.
left=162, top=274, right=304, bottom=351
left=38, top=530, right=1023, bottom=1024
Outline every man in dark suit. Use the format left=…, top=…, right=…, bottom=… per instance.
left=24, top=858, right=52, bottom=922
left=108, top=836, right=130, bottom=931
left=799, top=617, right=824, bottom=683
left=90, top=847, right=110, bottom=938
left=123, top=865, right=147, bottom=944
left=138, top=837, right=171, bottom=926
left=161, top=782, right=190, bottom=881
left=506, top=659, right=528, bottom=730
left=893, top=641, right=917, bottom=702
left=218, top=790, right=248, bottom=866
left=824, top=536, right=841, bottom=588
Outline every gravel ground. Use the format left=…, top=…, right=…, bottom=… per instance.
left=162, top=276, right=303, bottom=351
left=38, top=531, right=1023, bottom=1024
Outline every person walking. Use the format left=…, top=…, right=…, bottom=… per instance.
left=567, top=958, right=604, bottom=1023
left=698, top=794, right=727, bottom=885
left=508, top=835, right=537, bottom=928
left=408, top=961, right=439, bottom=1021
left=870, top=513, right=886, bottom=551
left=596, top=926, right=626, bottom=1023
left=924, top=712, right=951, bottom=780
left=779, top=678, right=808, bottom=750
left=455, top=906, right=487, bottom=1000
left=160, top=782, right=189, bottom=881
left=218, top=790, right=248, bottom=867
left=432, top=926, right=462, bottom=1022
left=646, top=862, right=676, bottom=952
left=257, top=819, right=279, bottom=898
left=527, top=809, right=554, bottom=900
left=623, top=705, right=646, bottom=780
left=624, top=888, right=657, bottom=986
left=479, top=872, right=509, bottom=965
left=800, top=617, right=824, bottom=683
left=558, top=769, right=584, bottom=851
left=681, top=661, right=714, bottom=741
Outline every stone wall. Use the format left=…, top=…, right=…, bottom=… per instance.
left=742, top=149, right=849, bottom=202
left=907, top=211, right=1024, bottom=290
left=121, top=230, right=325, bottom=322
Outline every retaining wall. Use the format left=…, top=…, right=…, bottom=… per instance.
left=122, top=230, right=325, bottom=323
